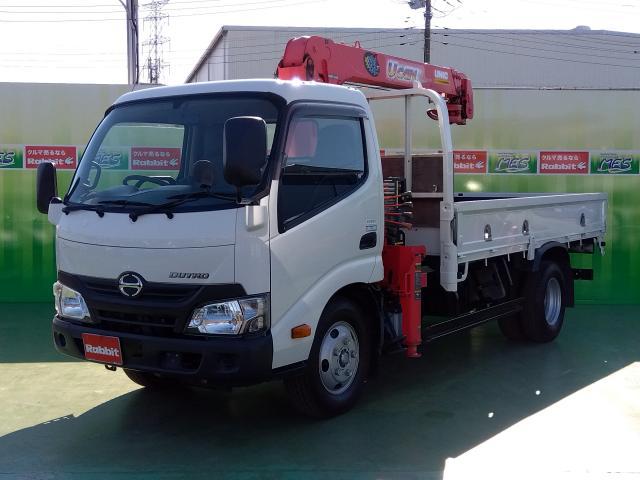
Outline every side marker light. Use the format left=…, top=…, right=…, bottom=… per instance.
left=291, top=324, right=311, bottom=339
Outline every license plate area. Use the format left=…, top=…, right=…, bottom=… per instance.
left=82, top=333, right=123, bottom=366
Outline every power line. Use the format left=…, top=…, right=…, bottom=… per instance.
left=0, top=0, right=312, bottom=14
left=201, top=29, right=640, bottom=64
left=479, top=32, right=640, bottom=54
left=5, top=34, right=640, bottom=72
left=0, top=29, right=419, bottom=64
left=511, top=0, right=640, bottom=16
left=438, top=32, right=640, bottom=60
left=189, top=33, right=640, bottom=69
left=157, top=28, right=640, bottom=58
left=0, top=0, right=313, bottom=6
left=435, top=30, right=640, bottom=51
left=538, top=31, right=640, bottom=48
left=4, top=29, right=640, bottom=69
left=430, top=28, right=640, bottom=40
left=0, top=0, right=325, bottom=22
left=3, top=27, right=640, bottom=67
left=433, top=38, right=640, bottom=69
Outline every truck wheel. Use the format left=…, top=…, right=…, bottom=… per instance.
left=284, top=298, right=370, bottom=418
left=123, top=369, right=178, bottom=389
left=521, top=260, right=567, bottom=342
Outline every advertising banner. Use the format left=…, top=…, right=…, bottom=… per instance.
left=488, top=150, right=538, bottom=174
left=24, top=145, right=77, bottom=170
left=2, top=86, right=640, bottom=305
left=454, top=150, right=487, bottom=174
left=131, top=147, right=181, bottom=170
left=590, top=151, right=640, bottom=175
left=0, top=145, right=23, bottom=169
left=539, top=151, right=589, bottom=174
left=94, top=146, right=130, bottom=170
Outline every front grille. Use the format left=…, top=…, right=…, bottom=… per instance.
left=97, top=309, right=177, bottom=327
left=98, top=320, right=176, bottom=337
left=95, top=309, right=179, bottom=337
left=85, top=279, right=200, bottom=303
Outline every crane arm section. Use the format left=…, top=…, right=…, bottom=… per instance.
left=276, top=35, right=474, bottom=125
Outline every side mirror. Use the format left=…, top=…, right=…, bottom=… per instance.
left=223, top=116, right=267, bottom=188
left=36, top=162, right=59, bottom=214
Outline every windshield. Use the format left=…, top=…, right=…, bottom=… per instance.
left=67, top=94, right=282, bottom=212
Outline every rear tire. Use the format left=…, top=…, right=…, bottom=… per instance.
left=284, top=297, right=370, bottom=418
left=521, top=260, right=567, bottom=342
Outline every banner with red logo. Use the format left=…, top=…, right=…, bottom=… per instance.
left=540, top=151, right=589, bottom=174
left=131, top=147, right=181, bottom=170
left=454, top=150, right=487, bottom=174
left=24, top=145, right=77, bottom=170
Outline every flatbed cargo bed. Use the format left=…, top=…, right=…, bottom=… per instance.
left=373, top=87, right=606, bottom=293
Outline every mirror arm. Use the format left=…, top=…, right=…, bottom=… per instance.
left=234, top=188, right=257, bottom=206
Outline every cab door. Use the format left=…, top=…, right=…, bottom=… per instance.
left=269, top=103, right=383, bottom=368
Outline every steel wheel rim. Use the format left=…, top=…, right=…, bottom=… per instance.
left=544, top=277, right=562, bottom=326
left=318, top=321, right=360, bottom=395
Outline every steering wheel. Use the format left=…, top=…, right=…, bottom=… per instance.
left=81, top=161, right=102, bottom=189
left=122, top=174, right=175, bottom=189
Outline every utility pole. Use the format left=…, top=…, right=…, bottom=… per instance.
left=408, top=0, right=431, bottom=63
left=424, top=0, right=432, bottom=63
left=118, top=0, right=139, bottom=84
left=142, top=0, right=170, bottom=84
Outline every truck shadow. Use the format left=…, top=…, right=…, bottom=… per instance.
left=1, top=305, right=638, bottom=479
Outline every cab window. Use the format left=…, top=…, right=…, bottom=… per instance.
left=278, top=115, right=366, bottom=231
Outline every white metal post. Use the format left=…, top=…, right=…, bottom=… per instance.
left=366, top=87, right=458, bottom=292
left=404, top=95, right=413, bottom=191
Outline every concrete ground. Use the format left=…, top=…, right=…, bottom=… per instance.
left=1, top=303, right=639, bottom=479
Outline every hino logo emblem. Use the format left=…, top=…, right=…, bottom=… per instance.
left=118, top=272, right=144, bottom=298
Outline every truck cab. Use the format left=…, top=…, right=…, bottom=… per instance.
left=39, top=79, right=385, bottom=414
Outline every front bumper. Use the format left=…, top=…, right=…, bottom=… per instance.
left=52, top=316, right=273, bottom=386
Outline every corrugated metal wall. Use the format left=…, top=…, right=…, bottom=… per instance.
left=190, top=26, right=640, bottom=89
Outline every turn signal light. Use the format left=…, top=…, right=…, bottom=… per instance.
left=291, top=324, right=311, bottom=339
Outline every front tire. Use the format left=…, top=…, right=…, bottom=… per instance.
left=285, top=298, right=370, bottom=418
left=521, top=260, right=567, bottom=342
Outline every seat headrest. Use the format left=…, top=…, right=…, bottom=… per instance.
left=192, top=160, right=214, bottom=188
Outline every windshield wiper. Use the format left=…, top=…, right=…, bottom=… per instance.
left=62, top=199, right=154, bottom=218
left=97, top=199, right=154, bottom=207
left=127, top=190, right=236, bottom=222
left=166, top=191, right=236, bottom=202
left=62, top=201, right=106, bottom=217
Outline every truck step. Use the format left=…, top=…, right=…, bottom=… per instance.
left=423, top=298, right=524, bottom=342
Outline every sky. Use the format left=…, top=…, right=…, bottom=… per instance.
left=0, top=0, right=638, bottom=85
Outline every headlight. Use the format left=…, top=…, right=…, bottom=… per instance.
left=186, top=295, right=269, bottom=335
left=53, top=281, right=92, bottom=323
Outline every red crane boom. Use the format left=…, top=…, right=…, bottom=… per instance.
left=276, top=35, right=474, bottom=125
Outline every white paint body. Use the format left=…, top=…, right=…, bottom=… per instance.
left=52, top=79, right=606, bottom=372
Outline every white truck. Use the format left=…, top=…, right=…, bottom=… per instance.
left=36, top=37, right=607, bottom=417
